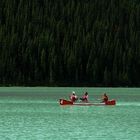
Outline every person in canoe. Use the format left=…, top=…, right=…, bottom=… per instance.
left=80, top=92, right=88, bottom=102
left=69, top=91, right=78, bottom=102
left=102, top=93, right=108, bottom=103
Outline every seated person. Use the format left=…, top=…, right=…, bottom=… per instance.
left=70, top=91, right=78, bottom=102
left=80, top=92, right=88, bottom=102
left=102, top=93, right=108, bottom=103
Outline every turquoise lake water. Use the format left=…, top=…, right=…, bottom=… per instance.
left=0, top=87, right=140, bottom=140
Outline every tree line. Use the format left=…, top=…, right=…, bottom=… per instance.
left=0, top=0, right=140, bottom=86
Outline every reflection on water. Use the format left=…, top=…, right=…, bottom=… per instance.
left=117, top=102, right=140, bottom=106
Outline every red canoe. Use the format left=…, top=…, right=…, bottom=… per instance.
left=59, top=99, right=116, bottom=106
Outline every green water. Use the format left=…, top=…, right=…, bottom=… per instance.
left=0, top=87, right=140, bottom=140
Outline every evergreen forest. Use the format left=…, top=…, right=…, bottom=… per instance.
left=0, top=0, right=140, bottom=86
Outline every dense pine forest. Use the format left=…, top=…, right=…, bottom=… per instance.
left=0, top=0, right=140, bottom=86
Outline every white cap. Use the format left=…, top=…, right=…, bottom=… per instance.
left=72, top=91, right=75, bottom=94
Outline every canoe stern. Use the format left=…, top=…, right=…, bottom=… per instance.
left=105, top=99, right=116, bottom=105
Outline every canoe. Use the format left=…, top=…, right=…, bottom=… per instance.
left=59, top=99, right=116, bottom=106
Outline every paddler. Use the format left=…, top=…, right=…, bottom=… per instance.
left=80, top=92, right=88, bottom=102
left=70, top=91, right=78, bottom=102
left=102, top=93, right=108, bottom=103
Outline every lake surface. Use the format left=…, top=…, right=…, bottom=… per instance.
left=0, top=87, right=140, bottom=140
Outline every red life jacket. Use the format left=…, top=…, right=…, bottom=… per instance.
left=70, top=95, right=77, bottom=102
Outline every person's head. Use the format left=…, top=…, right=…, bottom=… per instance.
left=72, top=91, right=75, bottom=95
left=104, top=93, right=106, bottom=96
left=85, top=92, right=88, bottom=95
